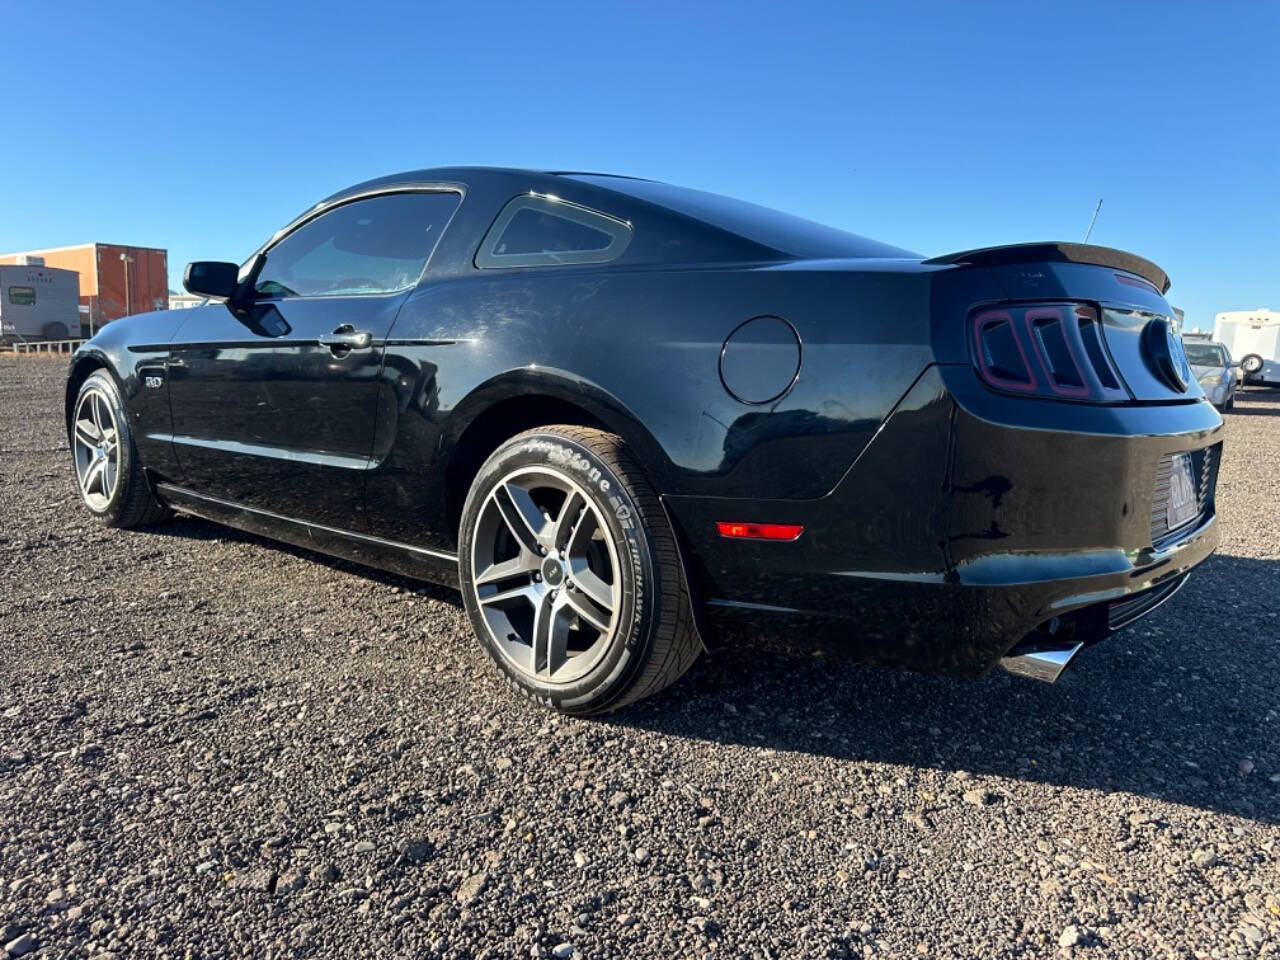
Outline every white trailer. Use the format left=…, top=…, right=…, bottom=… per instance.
left=0, top=264, right=82, bottom=342
left=1213, top=308, right=1280, bottom=387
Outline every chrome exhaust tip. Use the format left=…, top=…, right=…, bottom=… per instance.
left=1000, top=642, right=1083, bottom=683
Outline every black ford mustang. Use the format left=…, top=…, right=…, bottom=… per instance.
left=65, top=167, right=1222, bottom=713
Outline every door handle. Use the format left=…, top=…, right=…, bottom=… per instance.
left=318, top=325, right=373, bottom=351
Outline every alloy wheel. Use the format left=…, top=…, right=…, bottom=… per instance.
left=72, top=388, right=120, bottom=511
left=469, top=466, right=621, bottom=684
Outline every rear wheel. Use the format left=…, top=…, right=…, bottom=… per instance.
left=458, top=425, right=700, bottom=714
left=1240, top=354, right=1264, bottom=376
left=70, top=370, right=171, bottom=528
left=43, top=321, right=70, bottom=341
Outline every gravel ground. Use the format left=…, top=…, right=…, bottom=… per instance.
left=1, top=354, right=1278, bottom=960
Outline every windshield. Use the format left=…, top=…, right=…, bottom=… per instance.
left=1183, top=343, right=1226, bottom=366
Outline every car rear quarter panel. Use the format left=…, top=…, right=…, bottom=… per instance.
left=367, top=260, right=941, bottom=549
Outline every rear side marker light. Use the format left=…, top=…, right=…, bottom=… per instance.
left=716, top=522, right=804, bottom=541
left=971, top=303, right=1126, bottom=402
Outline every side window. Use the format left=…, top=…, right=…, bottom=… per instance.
left=254, top=191, right=461, bottom=299
left=476, top=195, right=632, bottom=268
left=8, top=286, right=36, bottom=305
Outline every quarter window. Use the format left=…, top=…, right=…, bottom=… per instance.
left=476, top=195, right=632, bottom=268
left=254, top=191, right=460, bottom=299
left=8, top=286, right=35, bottom=305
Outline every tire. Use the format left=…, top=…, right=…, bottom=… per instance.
left=1240, top=354, right=1264, bottom=375
left=1225, top=396, right=1235, bottom=411
left=69, top=370, right=172, bottom=528
left=43, top=321, right=70, bottom=341
left=458, top=425, right=700, bottom=715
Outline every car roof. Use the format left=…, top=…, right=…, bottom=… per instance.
left=324, top=166, right=919, bottom=261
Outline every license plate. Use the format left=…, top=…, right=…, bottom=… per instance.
left=1166, top=453, right=1198, bottom=529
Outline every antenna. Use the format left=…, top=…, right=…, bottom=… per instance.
left=1083, top=198, right=1103, bottom=243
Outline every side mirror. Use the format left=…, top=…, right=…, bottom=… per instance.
left=1229, top=361, right=1242, bottom=370
left=183, top=261, right=239, bottom=300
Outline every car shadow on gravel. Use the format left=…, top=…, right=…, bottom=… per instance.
left=1229, top=391, right=1280, bottom=415
left=611, top=553, right=1280, bottom=825
left=150, top=517, right=1276, bottom=823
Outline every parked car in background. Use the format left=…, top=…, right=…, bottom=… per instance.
left=1214, top=308, right=1280, bottom=388
left=1182, top=339, right=1237, bottom=411
left=63, top=167, right=1223, bottom=713
left=0, top=264, right=81, bottom=341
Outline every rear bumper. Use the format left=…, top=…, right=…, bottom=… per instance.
left=666, top=364, right=1223, bottom=677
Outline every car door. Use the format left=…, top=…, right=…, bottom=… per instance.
left=166, top=189, right=462, bottom=530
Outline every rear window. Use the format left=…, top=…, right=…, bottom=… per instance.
left=476, top=195, right=632, bottom=268
left=7, top=286, right=35, bottom=305
left=496, top=209, right=613, bottom=256
left=564, top=174, right=919, bottom=259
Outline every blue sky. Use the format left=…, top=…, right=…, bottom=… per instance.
left=1, top=1, right=1275, bottom=330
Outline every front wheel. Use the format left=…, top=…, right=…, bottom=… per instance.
left=70, top=370, right=172, bottom=528
left=458, top=426, right=701, bottom=714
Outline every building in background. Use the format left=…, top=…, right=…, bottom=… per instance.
left=0, top=243, right=167, bottom=335
left=167, top=290, right=206, bottom=309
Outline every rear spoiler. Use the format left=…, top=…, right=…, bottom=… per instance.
left=923, top=242, right=1170, bottom=295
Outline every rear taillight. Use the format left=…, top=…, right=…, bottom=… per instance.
left=971, top=303, right=1127, bottom=402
